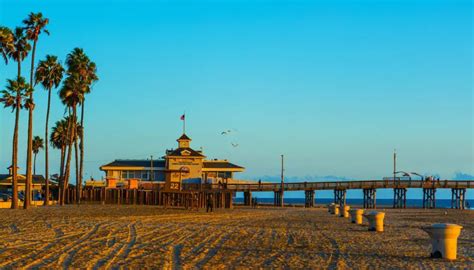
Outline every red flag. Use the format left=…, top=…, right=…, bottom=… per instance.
left=180, top=114, right=185, bottom=121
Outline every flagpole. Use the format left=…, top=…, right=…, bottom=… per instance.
left=183, top=112, right=186, bottom=134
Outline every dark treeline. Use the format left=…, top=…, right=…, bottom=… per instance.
left=0, top=12, right=98, bottom=209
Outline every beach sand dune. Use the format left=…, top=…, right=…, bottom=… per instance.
left=0, top=205, right=472, bottom=268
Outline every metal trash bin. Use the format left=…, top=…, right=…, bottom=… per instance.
left=422, top=223, right=463, bottom=260
left=349, top=209, right=364, bottom=224
left=363, top=211, right=385, bottom=232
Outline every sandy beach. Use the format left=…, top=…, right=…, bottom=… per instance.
left=0, top=205, right=472, bottom=269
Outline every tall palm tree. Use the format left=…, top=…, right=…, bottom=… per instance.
left=8, top=27, right=31, bottom=77
left=0, top=27, right=14, bottom=172
left=5, top=28, right=31, bottom=209
left=22, top=12, right=49, bottom=209
left=0, top=27, right=14, bottom=64
left=35, top=55, right=64, bottom=206
left=50, top=118, right=68, bottom=202
left=65, top=48, right=98, bottom=203
left=0, top=77, right=30, bottom=209
left=59, top=74, right=83, bottom=205
left=50, top=116, right=81, bottom=203
left=32, top=136, right=44, bottom=175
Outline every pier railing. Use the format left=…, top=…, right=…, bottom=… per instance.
left=182, top=180, right=473, bottom=192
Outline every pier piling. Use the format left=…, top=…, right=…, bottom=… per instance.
left=363, top=188, right=376, bottom=209
left=334, top=189, right=346, bottom=206
left=423, top=188, right=436, bottom=209
left=304, top=190, right=315, bottom=208
left=393, top=188, right=407, bottom=208
left=451, top=188, right=466, bottom=210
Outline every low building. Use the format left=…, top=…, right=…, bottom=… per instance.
left=0, top=166, right=46, bottom=197
left=100, top=133, right=245, bottom=191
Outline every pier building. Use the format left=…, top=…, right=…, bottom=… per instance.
left=100, top=133, right=245, bottom=191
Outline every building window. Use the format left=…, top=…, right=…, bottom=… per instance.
left=141, top=171, right=149, bottom=180
left=121, top=171, right=138, bottom=180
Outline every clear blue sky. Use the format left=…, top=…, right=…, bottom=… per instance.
left=0, top=0, right=472, bottom=198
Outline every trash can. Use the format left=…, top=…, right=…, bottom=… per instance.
left=349, top=209, right=364, bottom=224
left=330, top=204, right=339, bottom=215
left=339, top=205, right=350, bottom=218
left=328, top=203, right=335, bottom=213
left=422, top=223, right=463, bottom=260
left=363, top=211, right=385, bottom=232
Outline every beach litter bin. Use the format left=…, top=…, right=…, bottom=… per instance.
left=328, top=203, right=335, bottom=213
left=422, top=224, right=463, bottom=260
left=330, top=204, right=340, bottom=215
left=339, top=205, right=350, bottom=218
left=349, top=209, right=364, bottom=224
left=363, top=211, right=385, bottom=232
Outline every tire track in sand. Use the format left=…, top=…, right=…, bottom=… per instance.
left=97, top=222, right=137, bottom=269
left=21, top=222, right=103, bottom=269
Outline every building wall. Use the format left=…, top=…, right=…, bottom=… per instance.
left=165, top=156, right=204, bottom=190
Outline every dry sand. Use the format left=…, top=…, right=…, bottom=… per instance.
left=0, top=205, right=472, bottom=269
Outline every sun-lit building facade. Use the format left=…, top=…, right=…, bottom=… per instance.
left=100, top=133, right=244, bottom=191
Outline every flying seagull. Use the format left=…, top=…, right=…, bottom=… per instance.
left=231, top=143, right=239, bottom=147
left=221, top=129, right=232, bottom=135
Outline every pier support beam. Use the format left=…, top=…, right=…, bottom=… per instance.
left=451, top=188, right=466, bottom=210
left=393, top=188, right=407, bottom=209
left=423, top=188, right=436, bottom=209
left=334, top=189, right=346, bottom=206
left=305, top=190, right=315, bottom=208
left=274, top=191, right=283, bottom=207
left=363, top=188, right=376, bottom=209
left=243, top=191, right=252, bottom=206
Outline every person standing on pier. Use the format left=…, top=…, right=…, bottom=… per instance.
left=206, top=194, right=214, bottom=212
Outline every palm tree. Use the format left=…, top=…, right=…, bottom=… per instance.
left=59, top=74, right=84, bottom=205
left=4, top=28, right=31, bottom=209
left=8, top=27, right=31, bottom=78
left=23, top=12, right=49, bottom=209
left=35, top=55, right=64, bottom=206
left=0, top=26, right=14, bottom=174
left=0, top=77, right=30, bottom=209
left=32, top=136, right=44, bottom=175
left=51, top=116, right=81, bottom=204
left=65, top=48, right=98, bottom=203
left=0, top=27, right=14, bottom=64
left=50, top=119, right=68, bottom=200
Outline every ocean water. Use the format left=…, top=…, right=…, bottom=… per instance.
left=234, top=198, right=474, bottom=209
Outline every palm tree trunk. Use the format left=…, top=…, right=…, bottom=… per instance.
left=74, top=139, right=80, bottom=204
left=34, top=153, right=37, bottom=175
left=44, top=89, right=51, bottom=206
left=11, top=97, right=20, bottom=209
left=62, top=106, right=76, bottom=205
left=59, top=144, right=65, bottom=205
left=24, top=39, right=37, bottom=209
left=79, top=101, right=85, bottom=203
left=11, top=60, right=21, bottom=209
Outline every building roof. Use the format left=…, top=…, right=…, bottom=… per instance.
left=177, top=134, right=191, bottom=141
left=166, top=147, right=205, bottom=157
left=101, top=159, right=166, bottom=168
left=203, top=161, right=244, bottom=169
left=0, top=174, right=46, bottom=184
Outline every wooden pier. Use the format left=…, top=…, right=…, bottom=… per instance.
left=183, top=179, right=473, bottom=209
left=64, top=179, right=472, bottom=210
